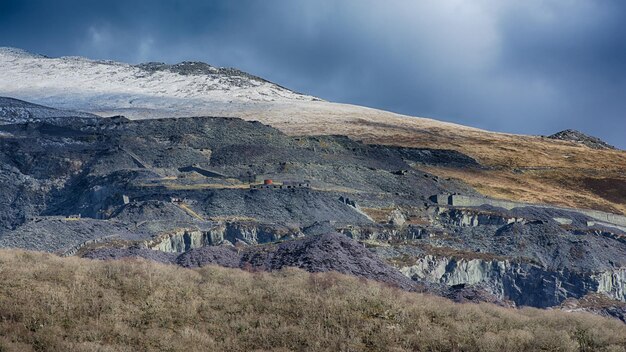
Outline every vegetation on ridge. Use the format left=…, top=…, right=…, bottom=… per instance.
left=267, top=110, right=626, bottom=215
left=0, top=250, right=624, bottom=352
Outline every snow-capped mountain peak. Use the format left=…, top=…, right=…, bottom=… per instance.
left=0, top=47, right=318, bottom=117
left=0, top=46, right=473, bottom=143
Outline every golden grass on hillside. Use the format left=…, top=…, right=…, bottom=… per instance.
left=421, top=166, right=626, bottom=215
left=0, top=250, right=624, bottom=352
left=234, top=102, right=626, bottom=215
left=345, top=118, right=626, bottom=215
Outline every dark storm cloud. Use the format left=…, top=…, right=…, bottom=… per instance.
left=1, top=0, right=625, bottom=147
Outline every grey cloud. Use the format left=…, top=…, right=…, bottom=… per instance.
left=0, top=0, right=624, bottom=147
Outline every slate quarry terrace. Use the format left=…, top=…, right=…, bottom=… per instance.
left=1, top=108, right=626, bottom=315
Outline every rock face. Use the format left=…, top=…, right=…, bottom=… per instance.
left=366, top=205, right=626, bottom=309
left=0, top=164, right=48, bottom=232
left=548, top=129, right=616, bottom=150
left=400, top=255, right=600, bottom=307
left=594, top=269, right=626, bottom=301
left=147, top=222, right=299, bottom=253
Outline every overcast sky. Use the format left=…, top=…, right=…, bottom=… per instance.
left=1, top=0, right=625, bottom=148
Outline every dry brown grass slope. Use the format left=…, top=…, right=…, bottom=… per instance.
left=0, top=250, right=625, bottom=352
left=235, top=101, right=626, bottom=214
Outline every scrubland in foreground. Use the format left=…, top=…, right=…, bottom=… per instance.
left=0, top=250, right=624, bottom=352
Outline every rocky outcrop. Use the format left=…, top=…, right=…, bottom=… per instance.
left=338, top=225, right=426, bottom=241
left=400, top=255, right=626, bottom=307
left=388, top=209, right=406, bottom=227
left=436, top=208, right=524, bottom=227
left=150, top=228, right=217, bottom=253
left=594, top=268, right=626, bottom=301
left=548, top=129, right=616, bottom=150
left=148, top=222, right=300, bottom=253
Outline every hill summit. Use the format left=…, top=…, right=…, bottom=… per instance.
left=549, top=129, right=616, bottom=150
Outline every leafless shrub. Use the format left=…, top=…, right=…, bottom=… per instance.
left=0, top=249, right=624, bottom=351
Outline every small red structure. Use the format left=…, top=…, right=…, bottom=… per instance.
left=264, top=179, right=273, bottom=185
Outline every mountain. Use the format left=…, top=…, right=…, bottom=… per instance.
left=1, top=47, right=624, bottom=216
left=0, top=96, right=624, bottom=318
left=1, top=47, right=626, bottom=326
left=0, top=46, right=317, bottom=117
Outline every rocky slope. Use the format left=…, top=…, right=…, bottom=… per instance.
left=1, top=47, right=625, bottom=215
left=1, top=47, right=626, bottom=323
left=0, top=98, right=624, bottom=321
left=549, top=129, right=616, bottom=150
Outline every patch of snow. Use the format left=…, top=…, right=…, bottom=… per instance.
left=0, top=47, right=480, bottom=136
left=0, top=47, right=317, bottom=111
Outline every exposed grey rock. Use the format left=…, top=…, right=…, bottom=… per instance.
left=388, top=209, right=406, bottom=227
left=1, top=98, right=625, bottom=319
left=548, top=129, right=616, bottom=150
left=0, top=218, right=139, bottom=254
left=175, top=246, right=241, bottom=268
left=239, top=233, right=418, bottom=291
left=0, top=96, right=98, bottom=124
left=135, top=61, right=272, bottom=89
left=111, top=200, right=195, bottom=222
left=399, top=255, right=598, bottom=308
left=442, top=283, right=515, bottom=308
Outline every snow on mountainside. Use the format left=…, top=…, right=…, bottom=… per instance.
left=0, top=45, right=481, bottom=150
left=0, top=47, right=318, bottom=117
left=0, top=47, right=625, bottom=217
left=0, top=47, right=474, bottom=132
